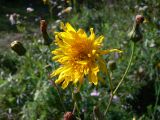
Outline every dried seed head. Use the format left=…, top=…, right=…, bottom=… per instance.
left=11, top=41, right=26, bottom=56
left=64, top=112, right=75, bottom=120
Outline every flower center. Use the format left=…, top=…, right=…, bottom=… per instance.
left=78, top=51, right=88, bottom=60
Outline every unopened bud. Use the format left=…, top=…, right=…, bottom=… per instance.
left=128, top=15, right=144, bottom=42
left=40, top=20, right=52, bottom=45
left=136, top=15, right=144, bottom=24
left=64, top=112, right=75, bottom=120
left=108, top=60, right=116, bottom=71
left=40, top=20, right=47, bottom=33
left=11, top=41, right=26, bottom=56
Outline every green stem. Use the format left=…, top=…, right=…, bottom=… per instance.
left=107, top=70, right=113, bottom=92
left=152, top=71, right=160, bottom=120
left=113, top=42, right=135, bottom=94
left=72, top=92, right=80, bottom=118
left=104, top=69, right=113, bottom=115
left=152, top=87, right=160, bottom=120
left=104, top=93, right=113, bottom=115
left=104, top=42, right=135, bottom=116
left=52, top=81, right=66, bottom=112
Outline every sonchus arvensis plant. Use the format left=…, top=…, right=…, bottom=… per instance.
left=50, top=23, right=122, bottom=89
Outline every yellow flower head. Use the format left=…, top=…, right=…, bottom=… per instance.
left=50, top=23, right=122, bottom=89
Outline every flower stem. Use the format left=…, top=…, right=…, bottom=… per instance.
left=113, top=42, right=135, bottom=94
left=72, top=92, right=80, bottom=118
left=51, top=81, right=66, bottom=112
left=104, top=92, right=113, bottom=116
left=104, top=42, right=135, bottom=116
left=104, top=70, right=113, bottom=115
left=107, top=70, right=113, bottom=92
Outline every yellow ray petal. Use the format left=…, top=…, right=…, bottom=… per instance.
left=89, top=28, right=95, bottom=41
left=55, top=76, right=64, bottom=84
left=76, top=61, right=88, bottom=65
left=62, top=80, right=69, bottom=89
left=100, top=49, right=123, bottom=55
left=52, top=55, right=64, bottom=60
left=94, top=36, right=104, bottom=45
left=50, top=67, right=64, bottom=77
left=88, top=65, right=99, bottom=85
left=77, top=28, right=87, bottom=38
left=66, top=23, right=76, bottom=32
left=60, top=22, right=65, bottom=30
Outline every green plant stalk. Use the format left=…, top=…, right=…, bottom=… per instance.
left=104, top=42, right=135, bottom=116
left=152, top=71, right=160, bottom=120
left=72, top=92, right=80, bottom=118
left=52, top=81, right=66, bottom=112
left=72, top=99, right=79, bottom=114
left=107, top=70, right=114, bottom=92
left=152, top=88, right=160, bottom=120
left=104, top=69, right=113, bottom=116
left=113, top=42, right=135, bottom=94
left=104, top=92, right=113, bottom=116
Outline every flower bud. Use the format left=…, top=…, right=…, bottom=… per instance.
left=10, top=41, right=26, bottom=56
left=64, top=112, right=75, bottom=120
left=40, top=20, right=47, bottom=33
left=108, top=60, right=116, bottom=71
left=128, top=15, right=144, bottom=42
left=135, top=15, right=144, bottom=24
left=40, top=20, right=52, bottom=45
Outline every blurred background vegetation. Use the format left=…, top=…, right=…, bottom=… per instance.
left=0, top=0, right=160, bottom=119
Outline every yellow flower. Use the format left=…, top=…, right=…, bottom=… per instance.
left=50, top=23, right=122, bottom=89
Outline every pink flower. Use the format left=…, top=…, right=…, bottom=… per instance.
left=90, top=90, right=100, bottom=97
